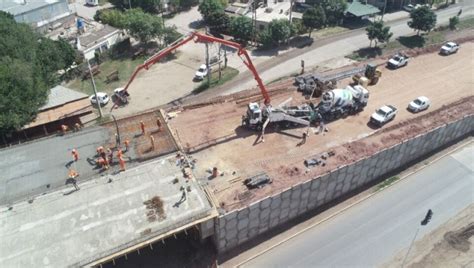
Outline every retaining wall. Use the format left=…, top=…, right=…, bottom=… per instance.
left=213, top=115, right=473, bottom=253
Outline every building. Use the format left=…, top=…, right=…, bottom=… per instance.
left=0, top=0, right=74, bottom=33
left=76, top=23, right=125, bottom=60
left=345, top=0, right=380, bottom=19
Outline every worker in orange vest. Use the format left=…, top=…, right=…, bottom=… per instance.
left=117, top=149, right=123, bottom=159
left=71, top=149, right=79, bottom=161
left=124, top=139, right=130, bottom=152
left=97, top=146, right=104, bottom=156
left=140, top=121, right=145, bottom=135
left=61, top=124, right=68, bottom=135
left=68, top=169, right=80, bottom=190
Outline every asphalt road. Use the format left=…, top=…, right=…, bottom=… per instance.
left=0, top=127, right=111, bottom=205
left=243, top=143, right=473, bottom=267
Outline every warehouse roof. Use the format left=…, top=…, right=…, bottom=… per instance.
left=41, top=85, right=88, bottom=111
left=0, top=0, right=62, bottom=16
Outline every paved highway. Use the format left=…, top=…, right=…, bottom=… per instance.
left=243, top=143, right=473, bottom=267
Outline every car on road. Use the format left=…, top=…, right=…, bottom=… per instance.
left=194, top=64, right=210, bottom=81
left=440, top=42, right=460, bottom=55
left=408, top=96, right=431, bottom=113
left=370, top=105, right=397, bottom=126
left=387, top=53, right=409, bottom=69
left=89, top=92, right=109, bottom=106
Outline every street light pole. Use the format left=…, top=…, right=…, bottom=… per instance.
left=111, top=114, right=121, bottom=147
left=87, top=59, right=103, bottom=118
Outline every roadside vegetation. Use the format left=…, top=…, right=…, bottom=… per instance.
left=376, top=176, right=400, bottom=191
left=347, top=13, right=473, bottom=61
left=193, top=67, right=239, bottom=93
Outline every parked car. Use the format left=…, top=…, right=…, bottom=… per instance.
left=387, top=53, right=409, bottom=69
left=370, top=105, right=397, bottom=126
left=440, top=42, right=460, bottom=55
left=194, top=64, right=210, bottom=81
left=89, top=92, right=109, bottom=106
left=408, top=96, right=430, bottom=112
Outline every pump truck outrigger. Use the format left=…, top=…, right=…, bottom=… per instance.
left=119, top=31, right=313, bottom=140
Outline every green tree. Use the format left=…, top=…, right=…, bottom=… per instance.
left=407, top=6, right=437, bottom=35
left=198, top=0, right=224, bottom=20
left=306, top=0, right=347, bottom=25
left=258, top=28, right=274, bottom=48
left=365, top=21, right=392, bottom=47
left=0, top=11, right=75, bottom=133
left=125, top=9, right=163, bottom=46
left=206, top=11, right=230, bottom=33
left=229, top=16, right=254, bottom=43
left=109, top=0, right=162, bottom=13
left=448, top=15, right=459, bottom=30
left=302, top=6, right=326, bottom=37
left=268, top=19, right=292, bottom=45
left=163, top=26, right=182, bottom=45
left=95, top=9, right=127, bottom=28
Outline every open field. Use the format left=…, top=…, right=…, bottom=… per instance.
left=168, top=42, right=474, bottom=211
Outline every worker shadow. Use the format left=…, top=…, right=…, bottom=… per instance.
left=65, top=160, right=74, bottom=168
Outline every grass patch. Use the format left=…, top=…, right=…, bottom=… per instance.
left=98, top=0, right=109, bottom=6
left=193, top=67, right=239, bottom=94
left=376, top=176, right=400, bottom=191
left=67, top=56, right=146, bottom=96
left=457, top=16, right=474, bottom=30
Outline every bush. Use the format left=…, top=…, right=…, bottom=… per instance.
left=449, top=16, right=459, bottom=30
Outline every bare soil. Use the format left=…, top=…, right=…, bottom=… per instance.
left=384, top=204, right=474, bottom=268
left=167, top=42, right=474, bottom=212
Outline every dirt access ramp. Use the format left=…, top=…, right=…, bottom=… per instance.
left=167, top=42, right=473, bottom=211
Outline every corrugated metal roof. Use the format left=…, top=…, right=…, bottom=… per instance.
left=345, top=1, right=380, bottom=17
left=25, top=98, right=92, bottom=128
left=78, top=24, right=120, bottom=49
left=0, top=0, right=61, bottom=16
left=41, top=85, right=88, bottom=111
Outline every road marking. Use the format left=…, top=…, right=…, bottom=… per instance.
left=235, top=139, right=472, bottom=267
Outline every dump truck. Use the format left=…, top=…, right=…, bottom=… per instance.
left=315, top=85, right=369, bottom=121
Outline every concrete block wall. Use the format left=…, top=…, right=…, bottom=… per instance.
left=214, top=115, right=473, bottom=253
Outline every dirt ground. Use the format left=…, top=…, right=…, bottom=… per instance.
left=384, top=204, right=474, bottom=268
left=167, top=42, right=474, bottom=211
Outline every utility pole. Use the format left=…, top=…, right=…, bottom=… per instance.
left=289, top=0, right=293, bottom=23
left=87, top=60, right=103, bottom=118
left=381, top=0, right=387, bottom=20
left=205, top=27, right=211, bottom=85
left=128, top=0, right=131, bottom=9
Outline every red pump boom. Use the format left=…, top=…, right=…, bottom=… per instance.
left=122, top=32, right=271, bottom=105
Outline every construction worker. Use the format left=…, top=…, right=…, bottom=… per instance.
left=150, top=135, right=155, bottom=150
left=117, top=149, right=123, bottom=159
left=301, top=132, right=307, bottom=145
left=68, top=169, right=80, bottom=190
left=107, top=148, right=113, bottom=164
left=119, top=156, right=126, bottom=171
left=124, top=139, right=130, bottom=152
left=156, top=118, right=162, bottom=131
left=74, top=122, right=82, bottom=132
left=140, top=121, right=146, bottom=135
left=96, top=146, right=104, bottom=156
left=71, top=149, right=79, bottom=161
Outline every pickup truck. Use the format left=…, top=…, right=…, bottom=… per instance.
left=440, top=42, right=460, bottom=55
left=387, top=54, right=409, bottom=69
left=370, top=105, right=397, bottom=126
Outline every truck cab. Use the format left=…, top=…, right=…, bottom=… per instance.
left=370, top=105, right=397, bottom=126
left=243, top=102, right=263, bottom=128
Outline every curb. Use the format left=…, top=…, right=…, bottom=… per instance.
left=235, top=139, right=472, bottom=267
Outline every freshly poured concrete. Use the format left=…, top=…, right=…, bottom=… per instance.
left=0, top=154, right=214, bottom=267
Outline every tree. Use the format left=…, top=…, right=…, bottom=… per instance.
left=265, top=19, right=293, bottom=46
left=407, top=6, right=437, bottom=35
left=306, top=0, right=347, bottom=26
left=302, top=6, right=326, bottom=37
left=229, top=16, right=254, bottom=43
left=365, top=21, right=392, bottom=47
left=198, top=0, right=224, bottom=20
left=449, top=15, right=459, bottom=30
left=95, top=9, right=127, bottom=28
left=125, top=9, right=164, bottom=46
left=206, top=11, right=230, bottom=33
left=109, top=0, right=162, bottom=13
left=0, top=11, right=75, bottom=133
left=163, top=26, right=182, bottom=45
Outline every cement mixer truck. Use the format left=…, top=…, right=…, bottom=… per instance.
left=315, top=85, right=369, bottom=121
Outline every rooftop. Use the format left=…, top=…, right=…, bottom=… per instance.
left=41, top=85, right=88, bottom=111
left=345, top=0, right=380, bottom=17
left=78, top=24, right=121, bottom=50
left=0, top=0, right=63, bottom=16
left=0, top=154, right=216, bottom=267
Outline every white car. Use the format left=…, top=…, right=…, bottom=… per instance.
left=194, top=64, right=210, bottom=81
left=408, top=96, right=430, bottom=112
left=440, top=42, right=459, bottom=55
left=370, top=105, right=397, bottom=126
left=387, top=54, right=409, bottom=69
left=89, top=92, right=109, bottom=106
